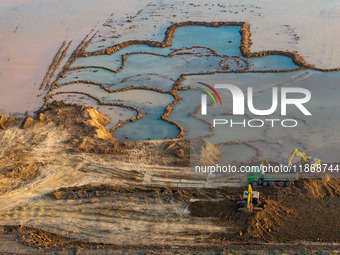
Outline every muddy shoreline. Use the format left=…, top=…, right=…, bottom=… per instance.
left=42, top=21, right=340, bottom=140
left=81, top=21, right=340, bottom=72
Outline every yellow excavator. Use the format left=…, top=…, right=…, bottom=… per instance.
left=237, top=184, right=262, bottom=213
left=282, top=148, right=321, bottom=169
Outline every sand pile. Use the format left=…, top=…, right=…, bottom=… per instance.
left=40, top=101, right=132, bottom=154
left=244, top=178, right=340, bottom=242
left=43, top=101, right=114, bottom=140
left=0, top=115, right=16, bottom=130
left=246, top=200, right=295, bottom=241
left=190, top=138, right=221, bottom=166
left=295, top=177, right=340, bottom=198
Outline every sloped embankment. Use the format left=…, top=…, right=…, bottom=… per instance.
left=246, top=178, right=340, bottom=242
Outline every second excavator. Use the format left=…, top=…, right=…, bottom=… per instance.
left=281, top=148, right=321, bottom=169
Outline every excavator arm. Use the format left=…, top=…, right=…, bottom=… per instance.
left=285, top=147, right=321, bottom=169
left=247, top=184, right=252, bottom=208
left=238, top=185, right=262, bottom=213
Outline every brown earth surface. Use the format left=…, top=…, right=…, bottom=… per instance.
left=0, top=104, right=339, bottom=254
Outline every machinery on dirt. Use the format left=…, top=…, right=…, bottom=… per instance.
left=281, top=147, right=321, bottom=169
left=247, top=166, right=298, bottom=187
left=247, top=148, right=321, bottom=187
left=237, top=184, right=262, bottom=213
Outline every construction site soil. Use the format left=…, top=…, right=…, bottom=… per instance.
left=0, top=104, right=339, bottom=254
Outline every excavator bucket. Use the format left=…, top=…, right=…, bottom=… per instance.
left=238, top=206, right=253, bottom=213
left=238, top=205, right=263, bottom=213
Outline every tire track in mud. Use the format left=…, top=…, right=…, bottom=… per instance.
left=0, top=126, right=76, bottom=211
left=0, top=127, right=206, bottom=244
left=0, top=122, right=22, bottom=158
left=0, top=184, right=231, bottom=246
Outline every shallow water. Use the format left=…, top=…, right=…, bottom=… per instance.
left=53, top=84, right=173, bottom=107
left=113, top=118, right=179, bottom=141
left=188, top=70, right=340, bottom=162
left=111, top=74, right=175, bottom=91
left=172, top=26, right=242, bottom=56
left=51, top=84, right=177, bottom=141
left=61, top=49, right=247, bottom=86
left=219, top=144, right=257, bottom=163
left=170, top=90, right=212, bottom=139
left=247, top=55, right=299, bottom=71
left=65, top=25, right=248, bottom=87
left=59, top=68, right=116, bottom=86
left=51, top=25, right=340, bottom=162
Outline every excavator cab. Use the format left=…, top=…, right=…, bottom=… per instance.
left=238, top=185, right=262, bottom=213
left=241, top=191, right=260, bottom=207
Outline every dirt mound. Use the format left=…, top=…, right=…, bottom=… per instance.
left=0, top=115, right=17, bottom=130
left=295, top=177, right=340, bottom=198
left=190, top=138, right=221, bottom=166
left=246, top=200, right=295, bottom=241
left=243, top=178, right=340, bottom=242
left=41, top=101, right=122, bottom=153
left=184, top=179, right=340, bottom=243
left=0, top=162, right=43, bottom=194
left=21, top=117, right=35, bottom=129
left=161, top=140, right=190, bottom=166
left=0, top=115, right=16, bottom=130
left=0, top=102, right=129, bottom=193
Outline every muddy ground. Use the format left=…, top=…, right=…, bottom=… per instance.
left=0, top=104, right=339, bottom=254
